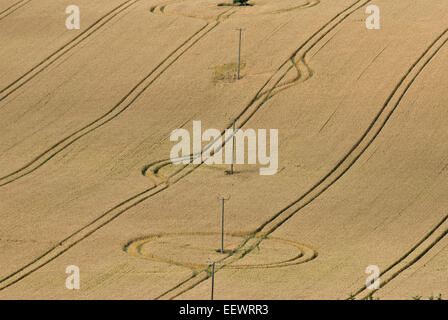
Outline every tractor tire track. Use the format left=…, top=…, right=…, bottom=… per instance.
left=270, top=0, right=320, bottom=15
left=0, top=8, right=234, bottom=290
left=344, top=29, right=448, bottom=300
left=0, top=0, right=31, bottom=21
left=152, top=0, right=389, bottom=299
left=0, top=0, right=138, bottom=102
left=234, top=27, right=448, bottom=302
left=124, top=233, right=317, bottom=270
left=0, top=184, right=165, bottom=291
left=0, top=8, right=233, bottom=187
left=349, top=214, right=448, bottom=300
left=143, top=0, right=364, bottom=185
left=155, top=16, right=448, bottom=301
left=150, top=2, right=237, bottom=22
left=1, top=0, right=369, bottom=294
left=1, top=0, right=441, bottom=299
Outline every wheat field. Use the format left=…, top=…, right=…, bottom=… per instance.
left=0, top=0, right=447, bottom=300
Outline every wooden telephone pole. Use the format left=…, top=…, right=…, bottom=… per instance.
left=217, top=194, right=231, bottom=253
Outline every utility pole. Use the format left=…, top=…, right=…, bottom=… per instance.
left=237, top=28, right=242, bottom=80
left=207, top=260, right=221, bottom=300
left=217, top=194, right=231, bottom=253
left=225, top=119, right=238, bottom=175
left=230, top=120, right=236, bottom=175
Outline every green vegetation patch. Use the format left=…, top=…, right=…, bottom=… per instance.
left=213, top=62, right=246, bottom=82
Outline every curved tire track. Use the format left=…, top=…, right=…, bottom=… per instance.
left=0, top=8, right=235, bottom=291
left=156, top=19, right=448, bottom=301
left=0, top=8, right=234, bottom=187
left=270, top=0, right=320, bottom=14
left=0, top=0, right=138, bottom=102
left=124, top=233, right=317, bottom=270
left=349, top=214, right=448, bottom=300
left=143, top=0, right=366, bottom=183
left=345, top=31, right=448, bottom=299
left=0, top=0, right=365, bottom=292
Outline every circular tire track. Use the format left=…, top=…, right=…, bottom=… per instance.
left=0, top=0, right=365, bottom=293
left=0, top=0, right=372, bottom=294
left=156, top=8, right=448, bottom=301
left=2, top=0, right=444, bottom=299
left=124, top=232, right=317, bottom=270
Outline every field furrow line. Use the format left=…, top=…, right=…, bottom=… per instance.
left=0, top=8, right=233, bottom=291
left=0, top=8, right=232, bottom=187
left=349, top=214, right=448, bottom=299
left=143, top=0, right=371, bottom=183
left=0, top=0, right=31, bottom=21
left=0, top=0, right=382, bottom=294
left=157, top=16, right=448, bottom=302
left=0, top=0, right=138, bottom=102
